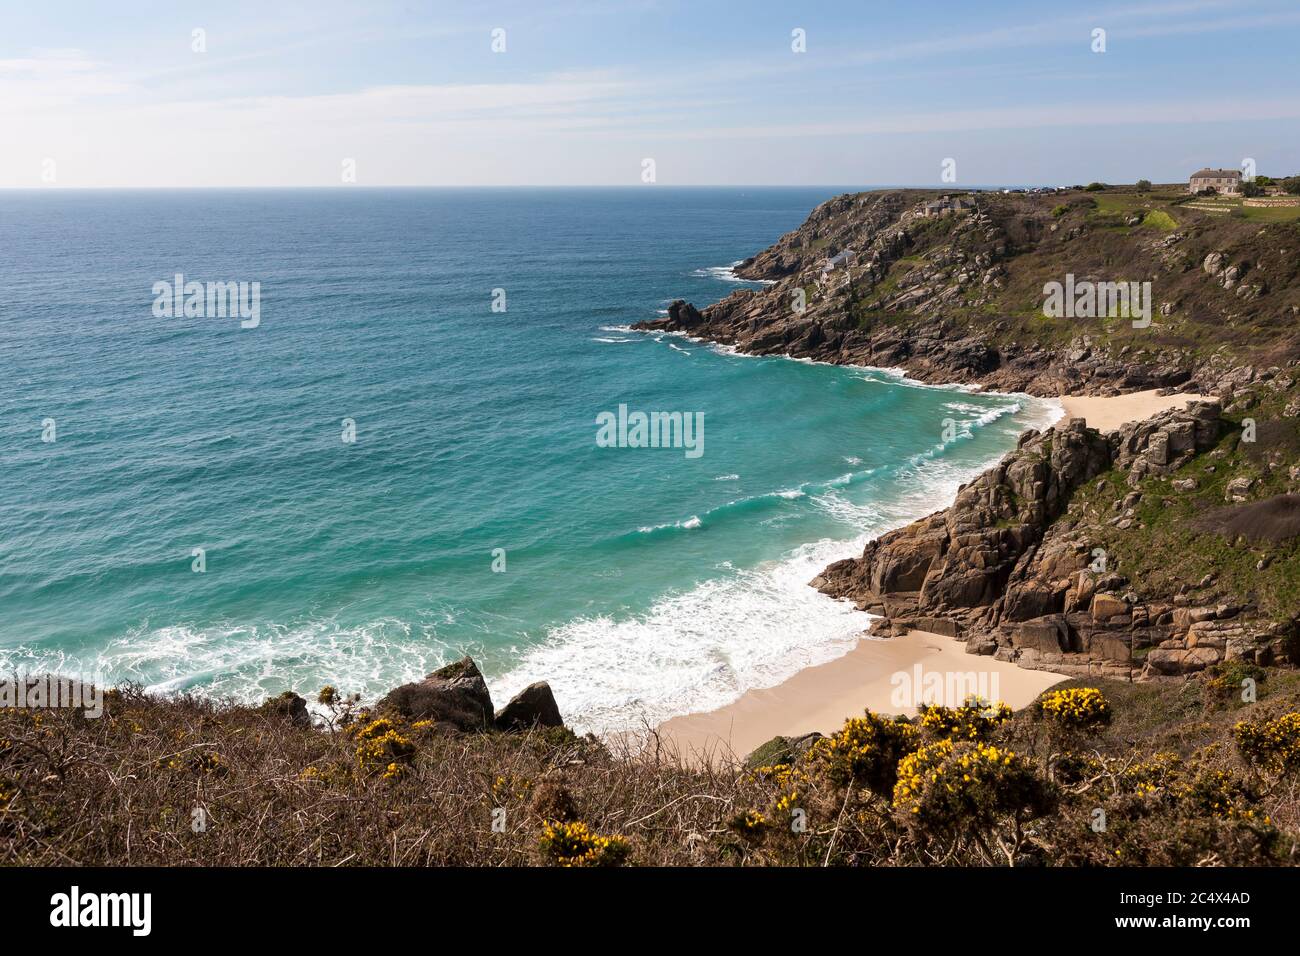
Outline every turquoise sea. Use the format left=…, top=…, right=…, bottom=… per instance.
left=0, top=188, right=1060, bottom=731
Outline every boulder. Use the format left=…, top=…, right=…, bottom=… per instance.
left=744, top=732, right=824, bottom=770
left=1011, top=615, right=1069, bottom=653
left=379, top=656, right=495, bottom=732
left=495, top=681, right=564, bottom=731
left=666, top=299, right=704, bottom=327
left=261, top=691, right=311, bottom=727
left=1145, top=646, right=1221, bottom=675
left=1090, top=592, right=1128, bottom=622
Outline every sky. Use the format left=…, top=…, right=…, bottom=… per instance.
left=2, top=0, right=1299, bottom=187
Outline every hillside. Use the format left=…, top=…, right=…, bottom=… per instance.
left=3, top=665, right=1299, bottom=866
left=637, top=185, right=1300, bottom=395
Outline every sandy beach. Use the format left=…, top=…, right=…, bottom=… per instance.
left=1057, top=388, right=1208, bottom=432
left=654, top=388, right=1211, bottom=765
left=657, top=629, right=1065, bottom=763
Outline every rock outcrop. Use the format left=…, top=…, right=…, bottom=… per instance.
left=635, top=188, right=1300, bottom=398
left=379, top=657, right=496, bottom=732
left=379, top=659, right=569, bottom=734
left=261, top=690, right=311, bottom=727
left=495, top=681, right=564, bottom=731
left=815, top=403, right=1295, bottom=679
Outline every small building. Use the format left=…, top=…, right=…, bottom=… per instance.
left=1188, top=168, right=1241, bottom=195
left=921, top=196, right=975, bottom=218
left=822, top=250, right=855, bottom=272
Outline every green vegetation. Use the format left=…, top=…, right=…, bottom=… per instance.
left=1141, top=209, right=1178, bottom=231
left=1060, top=381, right=1300, bottom=626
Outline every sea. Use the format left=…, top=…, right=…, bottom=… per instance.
left=0, top=187, right=1061, bottom=732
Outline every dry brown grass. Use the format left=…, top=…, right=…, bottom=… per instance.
left=2, top=672, right=1299, bottom=867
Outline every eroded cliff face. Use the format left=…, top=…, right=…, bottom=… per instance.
left=813, top=402, right=1297, bottom=680
left=636, top=188, right=1300, bottom=397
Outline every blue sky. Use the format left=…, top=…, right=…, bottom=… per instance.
left=3, top=0, right=1299, bottom=186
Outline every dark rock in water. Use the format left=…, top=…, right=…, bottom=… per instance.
left=743, top=732, right=824, bottom=770
left=261, top=691, right=310, bottom=727
left=379, top=656, right=494, bottom=732
left=667, top=299, right=704, bottom=327
left=495, top=681, right=564, bottom=731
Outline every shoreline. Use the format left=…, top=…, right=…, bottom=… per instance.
left=1057, top=388, right=1209, bottom=433
left=656, top=629, right=1066, bottom=763
left=653, top=386, right=1209, bottom=763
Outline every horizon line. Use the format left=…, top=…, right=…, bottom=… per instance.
left=0, top=181, right=1168, bottom=192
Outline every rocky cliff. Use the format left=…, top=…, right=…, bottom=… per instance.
left=814, top=400, right=1298, bottom=679
left=637, top=187, right=1300, bottom=396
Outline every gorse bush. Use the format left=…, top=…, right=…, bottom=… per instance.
left=351, top=717, right=416, bottom=776
left=1234, top=712, right=1300, bottom=776
left=538, top=820, right=630, bottom=867
left=917, top=697, right=1012, bottom=742
left=808, top=711, right=917, bottom=795
left=1036, top=687, right=1112, bottom=731
left=892, top=740, right=1055, bottom=836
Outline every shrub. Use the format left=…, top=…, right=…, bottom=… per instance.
left=1084, top=182, right=1107, bottom=192
left=352, top=717, right=416, bottom=775
left=1052, top=204, right=1069, bottom=217
left=892, top=740, right=1055, bottom=834
left=1119, top=752, right=1183, bottom=797
left=726, top=809, right=771, bottom=844
left=1176, top=766, right=1261, bottom=821
left=1136, top=179, right=1152, bottom=191
left=809, top=711, right=917, bottom=795
left=917, top=697, right=1012, bottom=742
left=1234, top=712, right=1300, bottom=776
left=538, top=820, right=629, bottom=867
left=1205, top=661, right=1267, bottom=707
left=1037, top=688, right=1112, bottom=731
left=527, top=778, right=574, bottom=822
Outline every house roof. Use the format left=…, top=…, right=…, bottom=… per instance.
left=1190, top=168, right=1241, bottom=179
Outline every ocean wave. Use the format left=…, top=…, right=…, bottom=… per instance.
left=621, top=406, right=1026, bottom=546
left=491, top=395, right=1056, bottom=732
left=690, top=261, right=777, bottom=285
left=637, top=515, right=703, bottom=534
left=0, top=617, right=452, bottom=708
left=491, top=535, right=874, bottom=733
left=592, top=336, right=634, bottom=344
